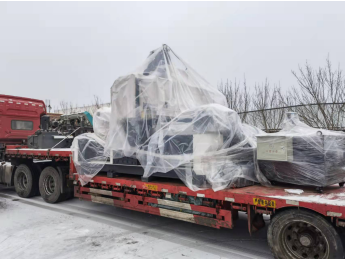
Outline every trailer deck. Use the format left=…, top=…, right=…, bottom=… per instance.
left=4, top=145, right=346, bottom=258
left=73, top=173, right=345, bottom=230
left=6, top=145, right=345, bottom=231
left=6, top=145, right=71, bottom=158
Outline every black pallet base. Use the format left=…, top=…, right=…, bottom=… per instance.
left=106, top=171, right=167, bottom=182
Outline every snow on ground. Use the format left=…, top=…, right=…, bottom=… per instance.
left=0, top=186, right=272, bottom=259
left=268, top=192, right=345, bottom=206
left=284, top=189, right=304, bottom=195
left=0, top=197, right=148, bottom=258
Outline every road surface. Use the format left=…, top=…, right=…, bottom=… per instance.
left=0, top=185, right=273, bottom=259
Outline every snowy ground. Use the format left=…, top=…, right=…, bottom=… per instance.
left=0, top=185, right=272, bottom=259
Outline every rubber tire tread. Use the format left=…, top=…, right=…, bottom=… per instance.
left=267, top=208, right=344, bottom=259
left=39, top=166, right=65, bottom=204
left=14, top=164, right=38, bottom=198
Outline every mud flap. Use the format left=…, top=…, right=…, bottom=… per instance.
left=56, top=166, right=73, bottom=194
left=247, top=204, right=265, bottom=235
left=0, top=163, right=14, bottom=185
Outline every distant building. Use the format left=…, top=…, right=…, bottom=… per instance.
left=55, top=103, right=111, bottom=115
left=47, top=113, right=62, bottom=120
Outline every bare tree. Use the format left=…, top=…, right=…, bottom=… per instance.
left=218, top=78, right=286, bottom=131
left=59, top=101, right=69, bottom=115
left=289, top=57, right=345, bottom=129
left=219, top=56, right=344, bottom=132
left=89, top=95, right=103, bottom=115
left=56, top=94, right=106, bottom=115
left=218, top=78, right=251, bottom=121
left=69, top=102, right=75, bottom=114
left=249, top=80, right=286, bottom=131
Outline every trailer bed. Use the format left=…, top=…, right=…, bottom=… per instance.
left=6, top=146, right=346, bottom=229
left=4, top=145, right=346, bottom=258
left=74, top=173, right=345, bottom=224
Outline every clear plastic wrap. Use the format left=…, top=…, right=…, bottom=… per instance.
left=104, top=44, right=227, bottom=159
left=72, top=45, right=263, bottom=190
left=71, top=107, right=111, bottom=185
left=71, top=132, right=107, bottom=186
left=136, top=104, right=262, bottom=191
left=256, top=112, right=345, bottom=187
left=93, top=107, right=111, bottom=140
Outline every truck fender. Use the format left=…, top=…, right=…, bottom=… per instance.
left=0, top=163, right=15, bottom=186
left=56, top=166, right=65, bottom=194
left=56, top=166, right=71, bottom=194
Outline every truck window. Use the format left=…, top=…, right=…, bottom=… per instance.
left=11, top=120, right=33, bottom=130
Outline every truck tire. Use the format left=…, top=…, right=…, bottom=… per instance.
left=14, top=164, right=38, bottom=198
left=268, top=209, right=344, bottom=259
left=39, top=166, right=65, bottom=204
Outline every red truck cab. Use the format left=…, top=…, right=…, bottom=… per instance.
left=0, top=94, right=46, bottom=146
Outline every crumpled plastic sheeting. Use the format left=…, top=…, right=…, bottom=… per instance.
left=257, top=112, right=345, bottom=187
left=71, top=132, right=107, bottom=186
left=93, top=107, right=111, bottom=140
left=136, top=104, right=263, bottom=191
left=72, top=45, right=264, bottom=190
left=104, top=45, right=227, bottom=159
left=71, top=107, right=111, bottom=185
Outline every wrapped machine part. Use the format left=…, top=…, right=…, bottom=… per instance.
left=72, top=132, right=107, bottom=186
left=71, top=107, right=111, bottom=185
left=93, top=107, right=111, bottom=140
left=104, top=44, right=228, bottom=160
left=136, top=103, right=262, bottom=191
left=256, top=112, right=345, bottom=188
left=72, top=45, right=263, bottom=190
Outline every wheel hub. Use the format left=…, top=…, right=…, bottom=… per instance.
left=18, top=172, right=28, bottom=190
left=43, top=175, right=55, bottom=195
left=283, top=221, right=329, bottom=258
left=299, top=234, right=313, bottom=247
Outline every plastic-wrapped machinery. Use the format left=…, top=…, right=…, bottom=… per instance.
left=93, top=107, right=111, bottom=140
left=72, top=45, right=345, bottom=191
left=104, top=44, right=228, bottom=159
left=102, top=44, right=263, bottom=191
left=256, top=112, right=345, bottom=189
left=72, top=45, right=263, bottom=190
left=71, top=107, right=111, bottom=186
left=135, top=104, right=262, bottom=191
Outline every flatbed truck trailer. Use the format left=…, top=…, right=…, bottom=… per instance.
left=3, top=145, right=345, bottom=259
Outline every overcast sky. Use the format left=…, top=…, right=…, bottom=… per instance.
left=0, top=1, right=344, bottom=111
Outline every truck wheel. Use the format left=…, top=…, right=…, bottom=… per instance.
left=39, top=167, right=65, bottom=203
left=14, top=164, right=38, bottom=198
left=268, top=209, right=344, bottom=259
